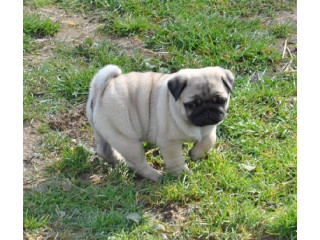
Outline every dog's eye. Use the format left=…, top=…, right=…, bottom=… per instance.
left=184, top=102, right=196, bottom=109
left=184, top=101, right=197, bottom=109
left=184, top=98, right=202, bottom=109
left=212, top=96, right=227, bottom=104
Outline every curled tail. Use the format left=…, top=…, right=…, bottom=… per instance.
left=86, top=65, right=122, bottom=125
left=91, top=65, right=122, bottom=98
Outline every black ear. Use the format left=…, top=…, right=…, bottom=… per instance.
left=167, top=76, right=187, bottom=101
left=222, top=69, right=235, bottom=93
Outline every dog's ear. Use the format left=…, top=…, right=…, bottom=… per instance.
left=167, top=76, right=187, bottom=101
left=222, top=69, right=235, bottom=93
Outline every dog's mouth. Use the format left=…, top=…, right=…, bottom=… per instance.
left=188, top=108, right=226, bottom=127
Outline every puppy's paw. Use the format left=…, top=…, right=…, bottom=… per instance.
left=167, top=164, right=190, bottom=175
left=112, top=151, right=124, bottom=163
left=189, top=147, right=206, bottom=161
left=146, top=169, right=163, bottom=181
left=102, top=154, right=123, bottom=165
left=138, top=167, right=163, bottom=181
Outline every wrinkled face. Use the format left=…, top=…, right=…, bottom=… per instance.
left=183, top=85, right=229, bottom=126
left=167, top=67, right=235, bottom=127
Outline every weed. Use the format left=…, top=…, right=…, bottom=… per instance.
left=23, top=13, right=60, bottom=38
left=270, top=24, right=294, bottom=38
left=23, top=34, right=36, bottom=53
left=266, top=203, right=297, bottom=239
left=49, top=146, right=92, bottom=178
left=23, top=214, right=49, bottom=231
left=111, top=15, right=152, bottom=36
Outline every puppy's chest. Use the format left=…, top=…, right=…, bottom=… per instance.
left=169, top=125, right=203, bottom=142
left=175, top=124, right=215, bottom=143
left=182, top=130, right=203, bottom=142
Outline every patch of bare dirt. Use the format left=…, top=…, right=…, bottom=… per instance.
left=48, top=104, right=90, bottom=139
left=273, top=8, right=297, bottom=73
left=24, top=227, right=56, bottom=240
left=109, top=36, right=170, bottom=60
left=23, top=104, right=95, bottom=191
left=23, top=120, right=60, bottom=191
left=23, top=120, right=49, bottom=190
left=47, top=103, right=95, bottom=156
left=274, top=8, right=297, bottom=26
left=276, top=39, right=297, bottom=73
left=24, top=4, right=169, bottom=65
left=261, top=8, right=297, bottom=27
left=24, top=4, right=104, bottom=64
left=147, top=203, right=194, bottom=225
left=23, top=121, right=41, bottom=162
left=143, top=203, right=200, bottom=237
left=248, top=8, right=297, bottom=79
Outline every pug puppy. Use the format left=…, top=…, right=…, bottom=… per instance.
left=86, top=65, right=234, bottom=181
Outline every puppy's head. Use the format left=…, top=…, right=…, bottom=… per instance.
left=167, top=67, right=235, bottom=127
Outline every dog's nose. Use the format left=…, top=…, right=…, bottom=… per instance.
left=206, top=109, right=210, bottom=118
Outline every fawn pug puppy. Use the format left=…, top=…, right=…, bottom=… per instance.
left=87, top=65, right=234, bottom=181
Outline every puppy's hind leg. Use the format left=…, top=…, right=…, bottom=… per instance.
left=94, top=131, right=123, bottom=165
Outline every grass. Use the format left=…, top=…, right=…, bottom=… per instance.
left=23, top=12, right=60, bottom=54
left=23, top=13, right=60, bottom=38
left=23, top=0, right=297, bottom=239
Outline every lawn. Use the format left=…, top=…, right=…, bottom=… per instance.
left=23, top=0, right=297, bottom=239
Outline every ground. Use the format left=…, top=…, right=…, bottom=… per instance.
left=23, top=1, right=297, bottom=239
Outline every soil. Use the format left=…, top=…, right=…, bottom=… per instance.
left=48, top=104, right=91, bottom=141
left=274, top=8, right=297, bottom=26
left=152, top=203, right=189, bottom=223
left=23, top=4, right=166, bottom=65
left=245, top=7, right=297, bottom=80
left=145, top=203, right=194, bottom=237
left=23, top=120, right=46, bottom=189
left=24, top=4, right=104, bottom=64
left=272, top=8, right=297, bottom=72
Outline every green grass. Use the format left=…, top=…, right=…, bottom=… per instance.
left=48, top=146, right=92, bottom=178
left=23, top=34, right=36, bottom=54
left=23, top=0, right=297, bottom=239
left=23, top=12, right=60, bottom=54
left=23, top=13, right=60, bottom=38
left=270, top=24, right=295, bottom=38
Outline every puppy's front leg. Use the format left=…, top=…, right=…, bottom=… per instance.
left=159, top=142, right=190, bottom=174
left=189, top=128, right=217, bottom=161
